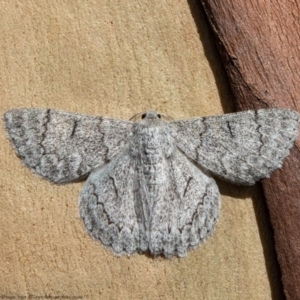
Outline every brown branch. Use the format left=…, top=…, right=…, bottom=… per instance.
left=200, top=0, right=300, bottom=299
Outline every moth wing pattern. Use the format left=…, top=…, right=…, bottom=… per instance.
left=172, top=109, right=299, bottom=185
left=4, top=107, right=299, bottom=258
left=79, top=149, right=141, bottom=256
left=148, top=148, right=220, bottom=257
left=4, top=108, right=133, bottom=184
left=79, top=145, right=219, bottom=258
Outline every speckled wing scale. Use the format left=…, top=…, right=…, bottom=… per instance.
left=3, top=109, right=133, bottom=183
left=4, top=108, right=299, bottom=258
left=80, top=120, right=219, bottom=257
left=173, top=109, right=299, bottom=185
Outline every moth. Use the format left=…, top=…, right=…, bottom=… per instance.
left=3, top=108, right=299, bottom=257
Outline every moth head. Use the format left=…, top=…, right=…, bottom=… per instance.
left=130, top=110, right=173, bottom=122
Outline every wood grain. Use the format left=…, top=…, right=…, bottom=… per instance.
left=200, top=0, right=300, bottom=298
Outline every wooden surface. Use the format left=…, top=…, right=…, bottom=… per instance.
left=0, top=1, right=282, bottom=299
left=200, top=0, right=300, bottom=298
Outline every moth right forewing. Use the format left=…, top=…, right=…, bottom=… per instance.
left=171, top=109, right=299, bottom=185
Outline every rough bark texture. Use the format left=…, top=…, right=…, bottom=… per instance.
left=200, top=0, right=300, bottom=298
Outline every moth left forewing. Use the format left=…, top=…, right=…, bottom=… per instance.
left=4, top=108, right=133, bottom=184
left=171, top=109, right=299, bottom=185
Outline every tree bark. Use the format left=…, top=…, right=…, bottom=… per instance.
left=200, top=0, right=300, bottom=298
